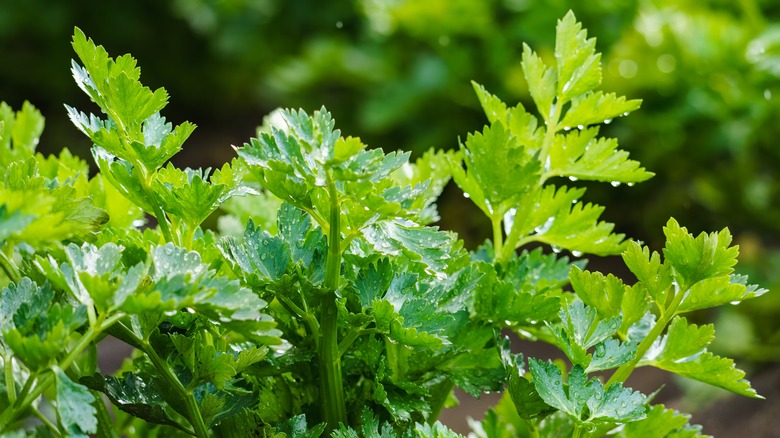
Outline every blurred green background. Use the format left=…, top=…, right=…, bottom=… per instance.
left=3, top=0, right=780, bottom=412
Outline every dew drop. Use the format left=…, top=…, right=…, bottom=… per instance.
left=765, top=89, right=772, bottom=101
left=622, top=112, right=630, bottom=117
left=262, top=239, right=270, bottom=246
left=563, top=126, right=572, bottom=131
left=627, top=182, right=635, bottom=187
left=260, top=253, right=268, bottom=261
left=577, top=125, right=585, bottom=130
left=551, top=245, right=562, bottom=254
left=610, top=181, right=621, bottom=187
left=336, top=21, right=343, bottom=29
left=463, top=192, right=471, bottom=199
left=569, top=176, right=579, bottom=182
left=571, top=250, right=583, bottom=257
left=604, top=118, right=612, bottom=125
left=730, top=300, right=741, bottom=305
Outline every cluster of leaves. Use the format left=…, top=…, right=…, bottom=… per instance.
left=0, top=11, right=769, bottom=438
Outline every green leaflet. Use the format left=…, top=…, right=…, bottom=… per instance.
left=662, top=218, right=739, bottom=288
left=153, top=161, right=253, bottom=233
left=569, top=267, right=649, bottom=337
left=36, top=242, right=146, bottom=312
left=71, top=28, right=169, bottom=133
left=1, top=279, right=87, bottom=371
left=615, top=404, right=707, bottom=438
left=0, top=134, right=108, bottom=247
left=469, top=259, right=562, bottom=328
left=389, top=148, right=455, bottom=224
left=237, top=107, right=433, bottom=240
left=505, top=185, right=626, bottom=256
left=0, top=101, right=44, bottom=168
left=457, top=11, right=650, bottom=261
left=529, top=360, right=647, bottom=426
left=548, top=301, right=636, bottom=373
left=639, top=317, right=760, bottom=398
left=55, top=367, right=98, bottom=438
left=449, top=121, right=540, bottom=220
left=546, top=127, right=648, bottom=183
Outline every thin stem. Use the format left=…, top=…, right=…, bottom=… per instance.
left=607, top=283, right=687, bottom=387
left=319, top=176, right=347, bottom=432
left=527, top=421, right=540, bottom=438
left=0, top=250, right=20, bottom=284
left=302, top=206, right=329, bottom=234
left=539, top=99, right=562, bottom=172
left=32, top=406, right=61, bottom=438
left=151, top=202, right=175, bottom=244
left=142, top=337, right=208, bottom=437
left=4, top=356, right=15, bottom=405
left=491, top=215, right=503, bottom=262
left=276, top=295, right=320, bottom=343
left=338, top=327, right=375, bottom=358
left=572, top=424, right=584, bottom=438
left=92, top=388, right=120, bottom=438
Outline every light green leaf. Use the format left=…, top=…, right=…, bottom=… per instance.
left=560, top=91, right=641, bottom=128
left=554, top=11, right=601, bottom=102
left=616, top=404, right=706, bottom=438
left=470, top=261, right=561, bottom=327
left=10, top=101, right=44, bottom=158
left=390, top=148, right=455, bottom=224
left=622, top=241, right=674, bottom=309
left=676, top=275, right=747, bottom=313
left=546, top=127, right=652, bottom=183
left=153, top=164, right=241, bottom=230
left=662, top=218, right=739, bottom=288
left=361, top=219, right=454, bottom=274
left=55, top=367, right=97, bottom=438
left=220, top=219, right=292, bottom=284
left=569, top=266, right=649, bottom=336
left=529, top=360, right=647, bottom=425
left=3, top=281, right=87, bottom=370
left=521, top=44, right=556, bottom=122
left=641, top=317, right=760, bottom=398
left=0, top=204, right=35, bottom=242
left=508, top=185, right=625, bottom=256
left=451, top=122, right=540, bottom=219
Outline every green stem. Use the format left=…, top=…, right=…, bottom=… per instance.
left=92, top=387, right=120, bottom=438
left=32, top=406, right=61, bottom=438
left=539, top=98, right=562, bottom=176
left=526, top=421, right=540, bottom=438
left=151, top=202, right=175, bottom=245
left=4, top=356, right=15, bottom=405
left=320, top=177, right=347, bottom=432
left=0, top=250, right=20, bottom=284
left=572, top=424, right=584, bottom=438
left=606, top=283, right=687, bottom=387
left=143, top=340, right=208, bottom=437
left=491, top=215, right=504, bottom=262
